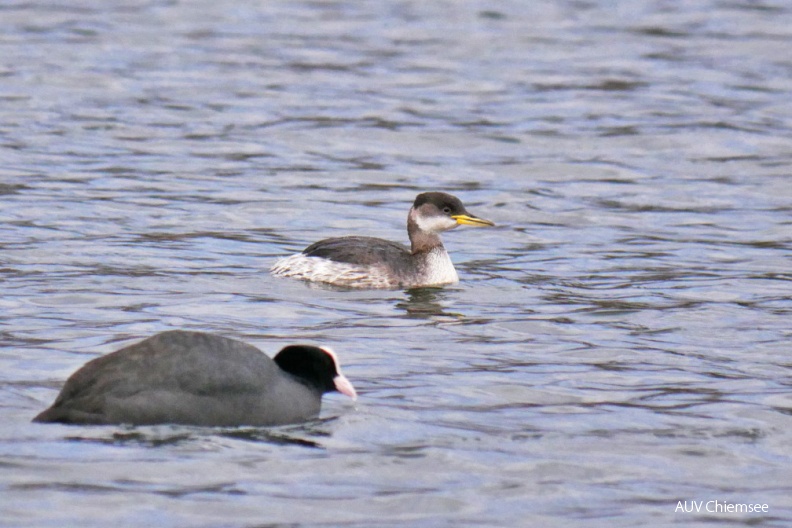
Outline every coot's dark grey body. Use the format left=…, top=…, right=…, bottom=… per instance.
left=33, top=330, right=356, bottom=427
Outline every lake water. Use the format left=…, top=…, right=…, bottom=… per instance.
left=2, top=1, right=791, bottom=526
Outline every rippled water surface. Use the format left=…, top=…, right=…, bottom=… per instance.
left=2, top=1, right=792, bottom=526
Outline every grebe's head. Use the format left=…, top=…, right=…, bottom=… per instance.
left=408, top=192, right=495, bottom=235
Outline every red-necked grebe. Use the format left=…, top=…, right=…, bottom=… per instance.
left=33, top=330, right=356, bottom=427
left=271, top=192, right=495, bottom=289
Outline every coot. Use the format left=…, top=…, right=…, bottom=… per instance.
left=33, top=330, right=357, bottom=427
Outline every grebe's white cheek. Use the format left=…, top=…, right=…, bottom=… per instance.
left=415, top=214, right=458, bottom=234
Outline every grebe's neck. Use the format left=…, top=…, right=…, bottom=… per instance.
left=407, top=209, right=445, bottom=254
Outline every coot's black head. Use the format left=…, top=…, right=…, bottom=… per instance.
left=273, top=345, right=357, bottom=399
left=410, top=192, right=495, bottom=234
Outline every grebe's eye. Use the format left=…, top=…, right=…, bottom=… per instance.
left=442, top=206, right=452, bottom=214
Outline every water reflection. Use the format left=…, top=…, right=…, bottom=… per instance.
left=397, top=287, right=463, bottom=319
left=63, top=421, right=333, bottom=449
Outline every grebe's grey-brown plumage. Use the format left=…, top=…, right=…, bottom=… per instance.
left=271, top=192, right=494, bottom=289
left=33, top=330, right=356, bottom=427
